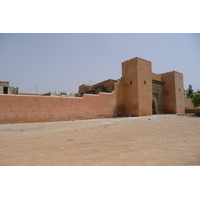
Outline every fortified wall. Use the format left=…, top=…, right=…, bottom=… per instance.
left=0, top=57, right=186, bottom=123
left=162, top=71, right=185, bottom=113
left=0, top=92, right=117, bottom=123
left=185, top=98, right=200, bottom=110
left=119, top=57, right=152, bottom=116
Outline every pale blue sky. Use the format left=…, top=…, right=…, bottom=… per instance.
left=0, top=33, right=199, bottom=94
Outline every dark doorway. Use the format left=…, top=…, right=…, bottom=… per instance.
left=3, top=87, right=8, bottom=94
left=152, top=100, right=156, bottom=114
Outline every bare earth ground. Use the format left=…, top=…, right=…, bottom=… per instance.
left=0, top=114, right=200, bottom=166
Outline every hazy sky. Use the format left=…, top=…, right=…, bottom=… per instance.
left=0, top=33, right=199, bottom=94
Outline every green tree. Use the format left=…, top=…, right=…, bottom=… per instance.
left=187, top=84, right=193, bottom=98
left=192, top=90, right=200, bottom=108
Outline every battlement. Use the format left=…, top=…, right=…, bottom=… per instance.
left=122, top=57, right=151, bottom=68
left=135, top=57, right=151, bottom=63
left=160, top=71, right=181, bottom=75
left=122, top=57, right=137, bottom=64
left=161, top=71, right=183, bottom=81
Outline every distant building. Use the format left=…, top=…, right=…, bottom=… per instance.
left=41, top=92, right=76, bottom=97
left=78, top=79, right=117, bottom=97
left=0, top=81, right=18, bottom=94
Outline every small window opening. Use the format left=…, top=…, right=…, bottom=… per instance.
left=130, top=81, right=132, bottom=85
left=3, top=87, right=8, bottom=94
left=144, top=80, right=146, bottom=84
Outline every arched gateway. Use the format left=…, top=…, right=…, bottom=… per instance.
left=152, top=94, right=159, bottom=114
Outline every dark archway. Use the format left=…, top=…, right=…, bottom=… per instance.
left=152, top=100, right=156, bottom=114
left=152, top=94, right=159, bottom=114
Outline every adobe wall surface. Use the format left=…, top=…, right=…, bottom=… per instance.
left=121, top=57, right=152, bottom=116
left=152, top=73, right=162, bottom=82
left=162, top=72, right=177, bottom=113
left=137, top=58, right=152, bottom=116
left=162, top=71, right=184, bottom=114
left=174, top=72, right=185, bottom=113
left=122, top=58, right=139, bottom=116
left=114, top=79, right=126, bottom=116
left=185, top=97, right=200, bottom=110
left=0, top=92, right=117, bottom=123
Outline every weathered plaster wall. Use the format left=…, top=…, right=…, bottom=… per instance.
left=121, top=57, right=152, bottom=116
left=0, top=92, right=117, bottom=123
left=114, top=79, right=125, bottom=116
left=0, top=86, right=5, bottom=94
left=152, top=73, right=162, bottom=82
left=122, top=58, right=139, bottom=116
left=162, top=71, right=184, bottom=114
left=174, top=71, right=185, bottom=113
left=185, top=97, right=200, bottom=109
left=162, top=72, right=177, bottom=113
left=137, top=58, right=152, bottom=116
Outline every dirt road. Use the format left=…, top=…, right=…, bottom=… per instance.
left=0, top=115, right=199, bottom=166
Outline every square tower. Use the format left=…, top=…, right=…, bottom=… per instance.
left=122, top=57, right=152, bottom=116
left=162, top=71, right=185, bottom=114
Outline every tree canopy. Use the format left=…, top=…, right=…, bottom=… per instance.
left=192, top=90, right=200, bottom=108
left=187, top=84, right=193, bottom=98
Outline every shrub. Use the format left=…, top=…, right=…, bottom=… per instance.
left=192, top=90, right=200, bottom=108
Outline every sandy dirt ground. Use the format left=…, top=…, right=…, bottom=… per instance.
left=0, top=114, right=200, bottom=166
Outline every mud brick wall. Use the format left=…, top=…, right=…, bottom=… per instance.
left=174, top=72, right=185, bottom=113
left=152, top=73, right=162, bottom=82
left=162, top=71, right=184, bottom=114
left=0, top=92, right=117, bottom=123
left=122, top=57, right=152, bottom=116
left=185, top=97, right=200, bottom=110
left=136, top=58, right=152, bottom=116
left=122, top=58, right=139, bottom=116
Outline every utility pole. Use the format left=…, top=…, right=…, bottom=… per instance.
left=36, top=84, right=37, bottom=94
left=90, top=80, right=95, bottom=85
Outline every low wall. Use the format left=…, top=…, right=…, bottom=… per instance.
left=152, top=73, right=162, bottom=82
left=184, top=97, right=200, bottom=110
left=0, top=92, right=117, bottom=123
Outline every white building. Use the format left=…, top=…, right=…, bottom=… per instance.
left=0, top=81, right=18, bottom=94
